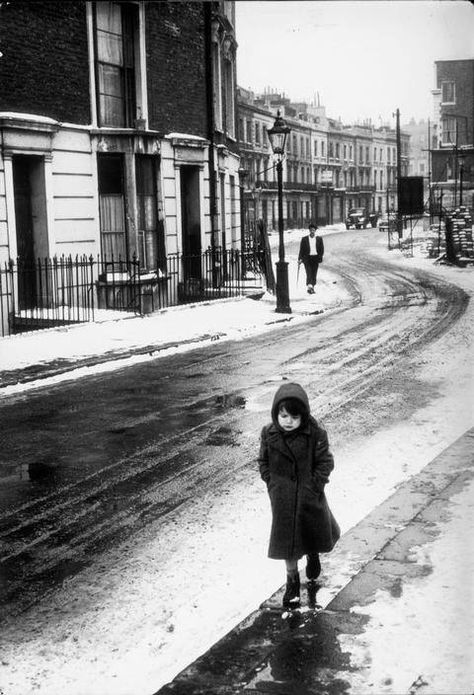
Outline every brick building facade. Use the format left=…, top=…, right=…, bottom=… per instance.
left=0, top=1, right=241, bottom=333
left=237, top=88, right=409, bottom=231
left=431, top=59, right=474, bottom=214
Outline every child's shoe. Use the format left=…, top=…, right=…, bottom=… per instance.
left=306, top=553, right=321, bottom=581
left=282, top=573, right=300, bottom=607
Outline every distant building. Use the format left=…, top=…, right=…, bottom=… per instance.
left=430, top=59, right=474, bottom=213
left=403, top=118, right=432, bottom=210
left=237, top=88, right=409, bottom=231
left=404, top=119, right=430, bottom=178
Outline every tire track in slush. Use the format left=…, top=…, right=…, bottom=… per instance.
left=0, top=250, right=468, bottom=615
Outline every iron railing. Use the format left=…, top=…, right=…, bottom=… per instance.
left=0, top=255, right=141, bottom=337
left=141, top=247, right=266, bottom=313
left=0, top=247, right=267, bottom=337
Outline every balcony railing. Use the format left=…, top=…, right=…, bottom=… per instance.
left=254, top=180, right=377, bottom=194
left=255, top=180, right=319, bottom=192
left=349, top=184, right=376, bottom=192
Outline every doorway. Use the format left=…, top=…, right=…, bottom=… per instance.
left=12, top=155, right=47, bottom=309
left=180, top=166, right=201, bottom=284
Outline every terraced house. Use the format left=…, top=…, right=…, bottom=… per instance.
left=237, top=88, right=409, bottom=231
left=0, top=0, right=251, bottom=337
left=430, top=59, right=474, bottom=214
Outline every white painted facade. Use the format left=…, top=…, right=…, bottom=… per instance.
left=0, top=116, right=242, bottom=261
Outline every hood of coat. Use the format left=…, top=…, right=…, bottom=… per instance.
left=271, top=382, right=311, bottom=430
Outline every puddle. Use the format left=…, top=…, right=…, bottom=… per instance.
left=214, top=394, right=246, bottom=409
left=18, top=459, right=60, bottom=484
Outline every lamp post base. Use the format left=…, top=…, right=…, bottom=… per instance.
left=275, top=260, right=292, bottom=314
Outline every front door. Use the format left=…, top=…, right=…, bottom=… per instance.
left=13, top=156, right=36, bottom=309
left=180, top=166, right=201, bottom=285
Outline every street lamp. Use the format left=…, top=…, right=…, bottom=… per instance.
left=238, top=167, right=248, bottom=259
left=267, top=110, right=291, bottom=314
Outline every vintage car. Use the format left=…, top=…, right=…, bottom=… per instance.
left=378, top=211, right=398, bottom=232
left=345, top=207, right=378, bottom=229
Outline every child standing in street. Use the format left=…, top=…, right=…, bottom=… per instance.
left=258, top=382, right=340, bottom=607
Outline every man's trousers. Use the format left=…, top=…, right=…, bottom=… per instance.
left=304, top=256, right=320, bottom=286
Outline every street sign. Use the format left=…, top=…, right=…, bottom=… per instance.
left=399, top=176, right=424, bottom=215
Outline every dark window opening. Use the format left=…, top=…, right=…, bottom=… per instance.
left=98, top=153, right=127, bottom=259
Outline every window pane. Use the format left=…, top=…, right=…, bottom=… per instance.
left=97, top=30, right=123, bottom=65
left=96, top=2, right=123, bottom=64
left=101, top=230, right=127, bottom=259
left=144, top=230, right=157, bottom=269
left=144, top=198, right=157, bottom=230
left=99, top=64, right=122, bottom=97
left=99, top=195, right=126, bottom=259
left=136, top=156, right=158, bottom=269
left=137, top=197, right=157, bottom=231
left=96, top=1, right=122, bottom=33
left=99, top=94, right=124, bottom=126
left=442, top=81, right=455, bottom=103
left=99, top=195, right=125, bottom=231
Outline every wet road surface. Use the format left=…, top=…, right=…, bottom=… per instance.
left=0, top=231, right=468, bottom=616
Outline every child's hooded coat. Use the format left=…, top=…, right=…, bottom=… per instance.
left=258, top=382, right=339, bottom=559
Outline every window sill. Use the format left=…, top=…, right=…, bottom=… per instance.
left=91, top=126, right=163, bottom=137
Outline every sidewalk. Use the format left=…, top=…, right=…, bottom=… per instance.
left=156, top=428, right=474, bottom=694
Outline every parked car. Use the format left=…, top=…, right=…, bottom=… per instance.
left=378, top=211, right=397, bottom=232
left=345, top=207, right=378, bottom=229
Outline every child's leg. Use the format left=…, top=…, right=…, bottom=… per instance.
left=285, top=558, right=298, bottom=576
left=283, top=558, right=300, bottom=607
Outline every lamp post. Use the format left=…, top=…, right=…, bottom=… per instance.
left=238, top=167, right=248, bottom=274
left=267, top=111, right=291, bottom=314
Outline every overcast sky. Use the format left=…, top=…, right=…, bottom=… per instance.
left=235, top=0, right=474, bottom=126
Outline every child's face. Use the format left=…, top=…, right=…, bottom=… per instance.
left=278, top=406, right=302, bottom=432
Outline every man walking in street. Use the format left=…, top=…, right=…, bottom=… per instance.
left=298, top=222, right=324, bottom=294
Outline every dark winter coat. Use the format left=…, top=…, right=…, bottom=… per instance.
left=258, top=382, right=340, bottom=560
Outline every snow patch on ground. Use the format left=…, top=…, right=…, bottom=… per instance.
left=1, top=227, right=473, bottom=695
left=336, top=478, right=474, bottom=694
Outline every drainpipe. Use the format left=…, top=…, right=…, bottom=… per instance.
left=204, top=3, right=218, bottom=286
